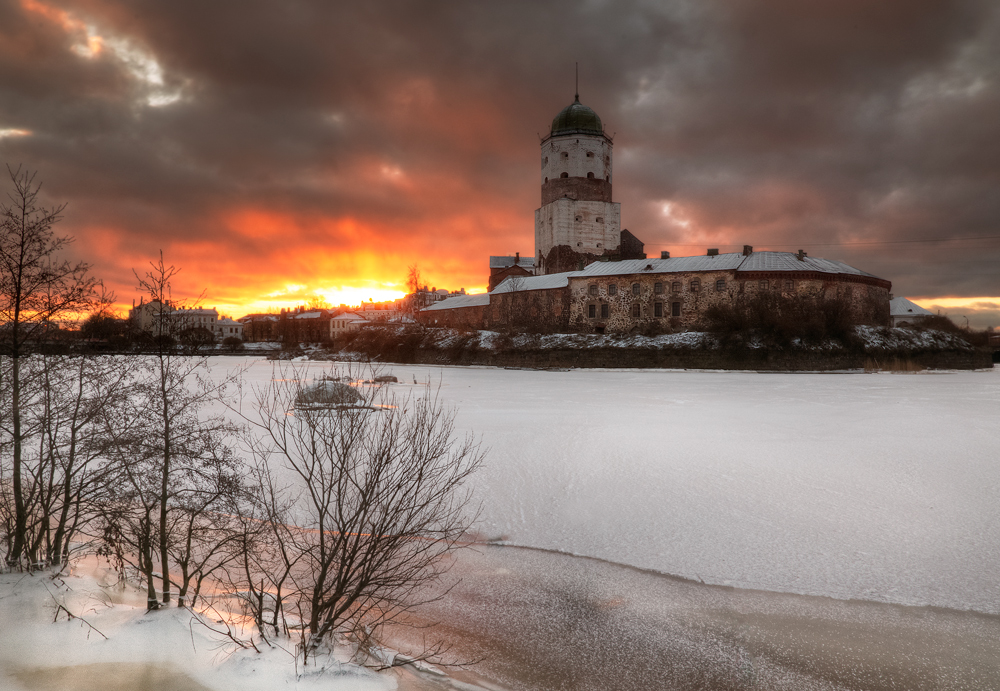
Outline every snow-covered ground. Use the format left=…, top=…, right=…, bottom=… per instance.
left=214, top=358, right=1000, bottom=615
left=0, top=558, right=393, bottom=691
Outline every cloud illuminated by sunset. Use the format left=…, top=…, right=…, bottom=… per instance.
left=1, top=0, right=997, bottom=325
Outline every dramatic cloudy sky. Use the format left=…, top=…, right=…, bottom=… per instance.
left=1, top=0, right=998, bottom=324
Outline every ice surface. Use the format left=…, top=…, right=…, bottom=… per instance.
left=209, top=358, right=1000, bottom=615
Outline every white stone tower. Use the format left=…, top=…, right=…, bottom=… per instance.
left=535, top=93, right=621, bottom=273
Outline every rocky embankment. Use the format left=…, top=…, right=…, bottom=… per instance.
left=323, top=325, right=993, bottom=371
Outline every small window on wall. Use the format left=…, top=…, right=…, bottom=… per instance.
left=654, top=302, right=663, bottom=317
left=784, top=280, right=794, bottom=291
left=544, top=177, right=548, bottom=183
left=608, top=284, right=617, bottom=296
left=671, top=302, right=681, bottom=317
left=596, top=217, right=603, bottom=223
left=672, top=281, right=681, bottom=293
left=561, top=151, right=569, bottom=158
left=606, top=175, right=610, bottom=182
left=760, top=279, right=769, bottom=290
left=576, top=215, right=583, bottom=222
left=716, top=279, right=726, bottom=291
left=601, top=304, right=609, bottom=319
left=691, top=279, right=701, bottom=292
left=631, top=283, right=640, bottom=295
left=543, top=157, right=548, bottom=166
left=586, top=152, right=594, bottom=158
left=589, top=284, right=598, bottom=296
left=560, top=172, right=569, bottom=178
left=632, top=303, right=641, bottom=318
left=588, top=304, right=596, bottom=318
left=654, top=282, right=664, bottom=294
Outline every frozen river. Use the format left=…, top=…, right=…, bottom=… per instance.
left=214, top=358, right=1000, bottom=615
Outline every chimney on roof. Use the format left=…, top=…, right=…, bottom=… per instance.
left=515, top=252, right=520, bottom=263
left=797, top=249, right=807, bottom=261
left=661, top=251, right=670, bottom=259
left=742, top=245, right=753, bottom=256
left=707, top=248, right=719, bottom=256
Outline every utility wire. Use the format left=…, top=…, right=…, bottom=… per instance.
left=656, top=236, right=1000, bottom=248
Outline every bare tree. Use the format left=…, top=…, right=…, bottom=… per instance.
left=94, top=255, right=239, bottom=608
left=0, top=166, right=100, bottom=567
left=96, top=352, right=241, bottom=610
left=233, top=364, right=483, bottom=665
left=405, top=264, right=423, bottom=317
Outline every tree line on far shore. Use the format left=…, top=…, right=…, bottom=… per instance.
left=0, top=166, right=483, bottom=668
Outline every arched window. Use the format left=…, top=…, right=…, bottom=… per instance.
left=560, top=172, right=568, bottom=178
left=587, top=172, right=595, bottom=179
left=606, top=175, right=610, bottom=182
left=544, top=177, right=548, bottom=183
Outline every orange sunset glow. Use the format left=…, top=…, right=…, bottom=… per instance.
left=2, top=0, right=997, bottom=326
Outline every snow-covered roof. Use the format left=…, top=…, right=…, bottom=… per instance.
left=889, top=297, right=933, bottom=318
left=173, top=307, right=218, bottom=316
left=422, top=294, right=490, bottom=311
left=332, top=312, right=368, bottom=321
left=736, top=252, right=880, bottom=277
left=576, top=254, right=746, bottom=277
left=293, top=311, right=326, bottom=319
left=490, top=255, right=536, bottom=269
left=573, top=251, right=883, bottom=280
left=491, top=271, right=575, bottom=294
left=238, top=314, right=278, bottom=322
left=217, top=318, right=241, bottom=326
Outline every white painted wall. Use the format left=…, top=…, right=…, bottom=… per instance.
left=535, top=198, right=621, bottom=259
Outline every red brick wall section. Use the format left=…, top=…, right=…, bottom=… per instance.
left=418, top=305, right=486, bottom=329
left=489, top=265, right=533, bottom=291
left=485, top=287, right=570, bottom=332
left=541, top=177, right=612, bottom=205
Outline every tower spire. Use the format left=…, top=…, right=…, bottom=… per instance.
left=575, top=62, right=579, bottom=101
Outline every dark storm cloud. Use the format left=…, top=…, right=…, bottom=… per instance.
left=1, top=0, right=997, bottom=315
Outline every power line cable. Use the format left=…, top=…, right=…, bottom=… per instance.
left=655, top=236, right=1000, bottom=248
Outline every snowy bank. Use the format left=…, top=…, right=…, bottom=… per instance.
left=324, top=325, right=992, bottom=370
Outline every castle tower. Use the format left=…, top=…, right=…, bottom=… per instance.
left=535, top=94, right=621, bottom=273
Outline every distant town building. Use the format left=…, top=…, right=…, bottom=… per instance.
left=215, top=317, right=244, bottom=340
left=330, top=312, right=368, bottom=337
left=238, top=313, right=280, bottom=342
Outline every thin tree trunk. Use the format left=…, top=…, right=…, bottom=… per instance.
left=159, top=357, right=171, bottom=604
left=9, top=355, right=26, bottom=566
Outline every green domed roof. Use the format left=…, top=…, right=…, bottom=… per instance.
left=550, top=96, right=603, bottom=136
